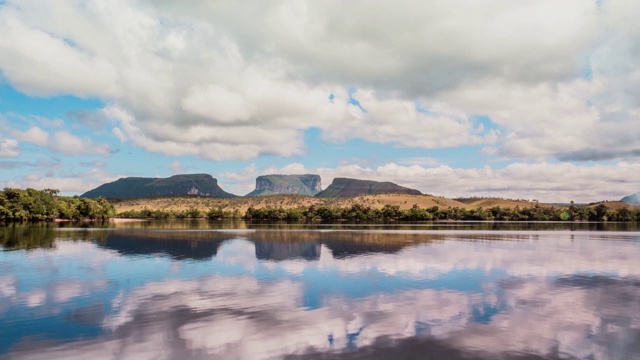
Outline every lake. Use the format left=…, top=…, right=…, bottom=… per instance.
left=1, top=221, right=639, bottom=359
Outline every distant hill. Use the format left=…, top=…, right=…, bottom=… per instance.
left=621, top=192, right=640, bottom=204
left=315, top=178, right=421, bottom=198
left=82, top=174, right=236, bottom=199
left=247, top=174, right=322, bottom=197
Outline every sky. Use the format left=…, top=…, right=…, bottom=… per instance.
left=0, top=0, right=639, bottom=202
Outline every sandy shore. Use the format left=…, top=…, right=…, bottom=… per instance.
left=53, top=218, right=148, bottom=223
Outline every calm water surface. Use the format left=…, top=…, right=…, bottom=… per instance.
left=1, top=221, right=639, bottom=359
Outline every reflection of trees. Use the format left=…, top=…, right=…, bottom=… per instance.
left=0, top=224, right=57, bottom=250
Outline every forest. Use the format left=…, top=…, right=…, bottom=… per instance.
left=118, top=203, right=640, bottom=222
left=2, top=187, right=638, bottom=222
left=0, top=188, right=116, bottom=221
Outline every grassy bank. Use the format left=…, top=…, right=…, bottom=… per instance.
left=113, top=195, right=640, bottom=222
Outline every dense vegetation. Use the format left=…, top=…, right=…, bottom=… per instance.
left=0, top=188, right=116, bottom=221
left=118, top=203, right=640, bottom=222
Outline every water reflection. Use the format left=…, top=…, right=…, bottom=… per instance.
left=100, top=232, right=229, bottom=260
left=1, top=224, right=639, bottom=359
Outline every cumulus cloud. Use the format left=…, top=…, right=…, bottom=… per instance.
left=11, top=126, right=49, bottom=146
left=48, top=131, right=112, bottom=156
left=9, top=125, right=112, bottom=156
left=0, top=168, right=118, bottom=193
left=0, top=138, right=19, bottom=158
left=1, top=0, right=636, bottom=162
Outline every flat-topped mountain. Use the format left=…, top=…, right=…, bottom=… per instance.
left=621, top=192, right=640, bottom=204
left=315, top=177, right=421, bottom=198
left=82, top=174, right=236, bottom=199
left=246, top=174, right=322, bottom=197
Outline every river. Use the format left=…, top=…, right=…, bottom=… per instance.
left=1, top=221, right=639, bottom=359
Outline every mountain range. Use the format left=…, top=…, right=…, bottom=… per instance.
left=82, top=174, right=422, bottom=199
left=83, top=173, right=639, bottom=202
left=82, top=174, right=236, bottom=199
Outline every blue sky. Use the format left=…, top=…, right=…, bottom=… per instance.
left=0, top=0, right=639, bottom=201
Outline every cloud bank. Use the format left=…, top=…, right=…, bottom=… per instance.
left=0, top=0, right=638, bottom=161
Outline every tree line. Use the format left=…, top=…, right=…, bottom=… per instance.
left=0, top=188, right=116, bottom=221
left=118, top=203, right=639, bottom=222
left=2, top=188, right=638, bottom=222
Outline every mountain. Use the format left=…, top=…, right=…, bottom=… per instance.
left=315, top=178, right=421, bottom=198
left=246, top=174, right=322, bottom=196
left=621, top=192, right=640, bottom=204
left=82, top=174, right=236, bottom=199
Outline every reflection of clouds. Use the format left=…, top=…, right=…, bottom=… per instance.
left=3, top=274, right=458, bottom=360
left=24, top=290, right=46, bottom=307
left=318, top=233, right=640, bottom=278
left=0, top=275, right=16, bottom=297
left=102, top=276, right=472, bottom=359
left=51, top=279, right=108, bottom=303
left=217, top=239, right=259, bottom=272
left=5, top=234, right=640, bottom=360
left=449, top=277, right=640, bottom=360
left=19, top=272, right=638, bottom=360
left=23, top=240, right=119, bottom=278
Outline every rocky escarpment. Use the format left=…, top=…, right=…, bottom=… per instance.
left=315, top=178, right=421, bottom=198
left=82, top=174, right=237, bottom=199
left=621, top=192, right=640, bottom=204
left=246, top=174, right=322, bottom=196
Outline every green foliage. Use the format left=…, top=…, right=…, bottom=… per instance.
left=112, top=201, right=640, bottom=223
left=0, top=188, right=116, bottom=221
left=243, top=203, right=640, bottom=222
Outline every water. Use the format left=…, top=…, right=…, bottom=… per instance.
left=1, top=221, right=639, bottom=360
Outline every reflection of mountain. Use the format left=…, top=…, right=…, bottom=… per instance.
left=245, top=231, right=411, bottom=259
left=254, top=241, right=321, bottom=261
left=100, top=232, right=232, bottom=260
left=322, top=239, right=405, bottom=258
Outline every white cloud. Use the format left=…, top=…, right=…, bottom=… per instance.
left=0, top=9, right=120, bottom=98
left=49, top=131, right=111, bottom=156
left=0, top=138, right=19, bottom=157
left=7, top=124, right=112, bottom=156
left=11, top=126, right=49, bottom=146
left=2, top=0, right=635, bottom=162
left=0, top=168, right=118, bottom=194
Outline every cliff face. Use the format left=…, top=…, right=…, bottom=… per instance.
left=315, top=178, right=422, bottom=198
left=246, top=174, right=322, bottom=196
left=81, top=174, right=237, bottom=199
